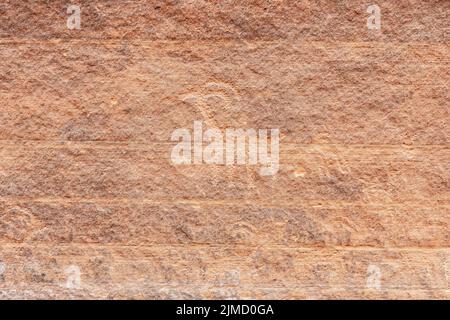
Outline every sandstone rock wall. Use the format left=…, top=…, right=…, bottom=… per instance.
left=0, top=0, right=448, bottom=299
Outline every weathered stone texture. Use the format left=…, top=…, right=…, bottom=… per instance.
left=0, top=1, right=449, bottom=299
left=0, top=0, right=449, bottom=42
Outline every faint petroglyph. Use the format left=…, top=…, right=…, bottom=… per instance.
left=204, top=82, right=239, bottom=110
left=366, top=264, right=382, bottom=290
left=67, top=5, right=81, bottom=30
left=367, top=4, right=381, bottom=30
left=228, top=222, right=257, bottom=243
left=65, top=265, right=81, bottom=289
left=0, top=207, right=42, bottom=242
left=180, top=82, right=240, bottom=128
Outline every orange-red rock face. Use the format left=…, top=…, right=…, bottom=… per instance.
left=0, top=1, right=448, bottom=299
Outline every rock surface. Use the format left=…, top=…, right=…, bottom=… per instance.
left=0, top=0, right=448, bottom=299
